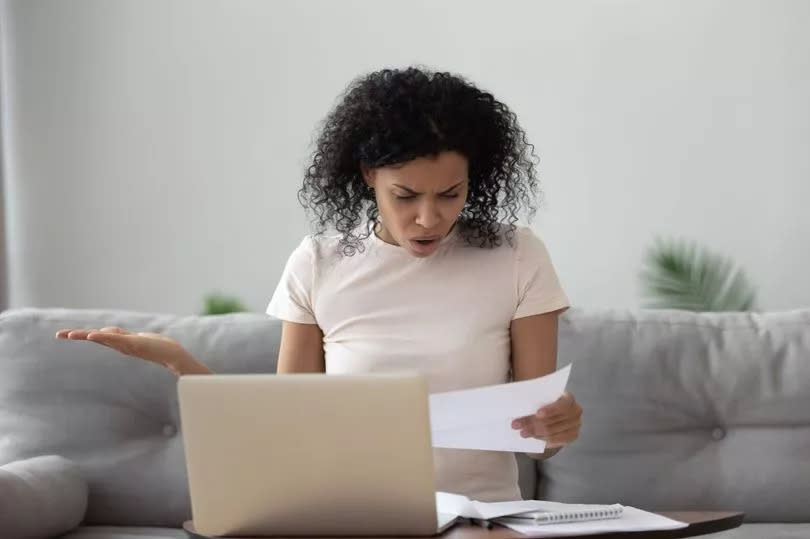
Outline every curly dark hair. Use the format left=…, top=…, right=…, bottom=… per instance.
left=298, top=66, right=539, bottom=255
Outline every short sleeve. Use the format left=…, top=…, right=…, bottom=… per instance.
left=513, top=227, right=570, bottom=320
left=266, top=236, right=318, bottom=324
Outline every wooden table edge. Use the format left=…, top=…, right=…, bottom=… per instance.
left=652, top=511, right=744, bottom=538
left=183, top=510, right=745, bottom=539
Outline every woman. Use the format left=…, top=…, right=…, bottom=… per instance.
left=57, top=66, right=582, bottom=502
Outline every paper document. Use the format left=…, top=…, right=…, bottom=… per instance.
left=436, top=492, right=580, bottom=520
left=429, top=365, right=571, bottom=452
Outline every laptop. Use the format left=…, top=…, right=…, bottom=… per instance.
left=177, top=373, right=458, bottom=537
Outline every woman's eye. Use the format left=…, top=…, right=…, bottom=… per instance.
left=441, top=193, right=459, bottom=199
left=394, top=194, right=415, bottom=200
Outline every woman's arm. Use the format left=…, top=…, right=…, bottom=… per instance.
left=510, top=311, right=561, bottom=381
left=510, top=309, right=580, bottom=459
left=277, top=321, right=326, bottom=373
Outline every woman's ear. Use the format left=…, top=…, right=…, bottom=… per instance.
left=361, top=164, right=375, bottom=189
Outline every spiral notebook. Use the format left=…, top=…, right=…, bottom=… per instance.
left=498, top=502, right=624, bottom=525
left=435, top=493, right=687, bottom=537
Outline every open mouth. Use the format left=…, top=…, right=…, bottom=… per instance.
left=408, top=236, right=441, bottom=254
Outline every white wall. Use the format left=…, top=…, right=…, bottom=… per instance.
left=3, top=0, right=809, bottom=314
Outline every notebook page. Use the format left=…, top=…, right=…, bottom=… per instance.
left=495, top=506, right=688, bottom=537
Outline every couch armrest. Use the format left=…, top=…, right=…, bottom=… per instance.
left=0, top=455, right=88, bottom=539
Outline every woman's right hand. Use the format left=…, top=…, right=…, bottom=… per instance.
left=55, top=326, right=212, bottom=376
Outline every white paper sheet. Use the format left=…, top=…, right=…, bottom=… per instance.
left=429, top=365, right=571, bottom=452
left=495, top=506, right=687, bottom=537
left=436, top=492, right=578, bottom=520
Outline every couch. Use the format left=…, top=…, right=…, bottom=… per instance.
left=0, top=307, right=808, bottom=538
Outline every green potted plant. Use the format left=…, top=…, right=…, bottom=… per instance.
left=640, top=238, right=758, bottom=312
left=201, top=293, right=248, bottom=315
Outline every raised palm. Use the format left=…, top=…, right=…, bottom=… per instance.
left=55, top=326, right=194, bottom=373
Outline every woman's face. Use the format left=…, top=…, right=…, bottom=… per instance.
left=363, top=151, right=469, bottom=258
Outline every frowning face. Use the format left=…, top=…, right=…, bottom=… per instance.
left=363, top=151, right=469, bottom=258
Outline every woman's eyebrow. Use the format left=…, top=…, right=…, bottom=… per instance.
left=392, top=181, right=465, bottom=195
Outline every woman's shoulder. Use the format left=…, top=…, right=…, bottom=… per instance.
left=286, top=233, right=332, bottom=259
left=450, top=224, right=558, bottom=275
left=513, top=224, right=546, bottom=247
left=288, top=231, right=360, bottom=264
left=456, top=222, right=544, bottom=251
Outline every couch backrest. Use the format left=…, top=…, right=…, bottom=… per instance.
left=5, top=307, right=810, bottom=526
left=0, top=308, right=281, bottom=527
left=544, top=308, right=810, bottom=522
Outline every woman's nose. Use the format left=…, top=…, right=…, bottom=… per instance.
left=415, top=200, right=441, bottom=229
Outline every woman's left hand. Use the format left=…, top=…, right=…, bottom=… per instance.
left=511, top=391, right=582, bottom=449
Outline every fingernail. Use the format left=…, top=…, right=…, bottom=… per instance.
left=511, top=420, right=520, bottom=429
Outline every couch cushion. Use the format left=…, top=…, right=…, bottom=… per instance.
left=0, top=308, right=281, bottom=527
left=540, top=309, right=810, bottom=522
left=60, top=526, right=185, bottom=539
left=0, top=455, right=88, bottom=539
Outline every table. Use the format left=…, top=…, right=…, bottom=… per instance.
left=183, top=511, right=743, bottom=539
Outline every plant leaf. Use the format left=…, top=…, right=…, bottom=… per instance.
left=202, top=293, right=247, bottom=315
left=640, top=238, right=757, bottom=312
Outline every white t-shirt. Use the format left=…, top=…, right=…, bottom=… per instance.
left=266, top=224, right=569, bottom=501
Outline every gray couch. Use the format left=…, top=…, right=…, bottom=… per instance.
left=0, top=307, right=808, bottom=539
